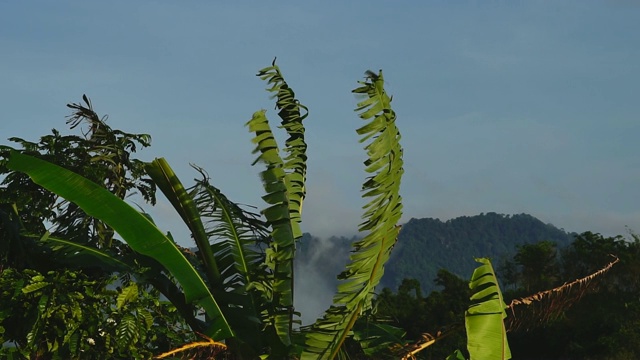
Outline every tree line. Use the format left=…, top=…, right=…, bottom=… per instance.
left=375, top=232, right=639, bottom=359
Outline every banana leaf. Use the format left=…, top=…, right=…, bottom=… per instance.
left=6, top=150, right=233, bottom=340
left=144, top=158, right=221, bottom=288
left=257, top=60, right=309, bottom=239
left=247, top=109, right=296, bottom=347
left=466, top=258, right=511, bottom=360
left=302, top=70, right=403, bottom=359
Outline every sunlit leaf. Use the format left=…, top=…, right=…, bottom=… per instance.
left=6, top=151, right=233, bottom=340
left=302, top=70, right=403, bottom=359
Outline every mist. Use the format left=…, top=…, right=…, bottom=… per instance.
left=293, top=234, right=354, bottom=326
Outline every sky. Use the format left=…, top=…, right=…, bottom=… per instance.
left=2, top=2, right=640, bottom=241
left=2, top=0, right=639, bottom=325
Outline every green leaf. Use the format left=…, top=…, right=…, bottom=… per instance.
left=144, top=158, right=221, bottom=287
left=6, top=150, right=233, bottom=340
left=257, top=61, right=309, bottom=240
left=68, top=331, right=80, bottom=355
left=22, top=281, right=50, bottom=294
left=302, top=70, right=403, bottom=359
left=353, top=321, right=406, bottom=356
left=37, top=232, right=131, bottom=272
left=465, top=258, right=511, bottom=360
left=116, top=314, right=139, bottom=348
left=140, top=308, right=154, bottom=330
left=247, top=109, right=296, bottom=347
left=117, top=283, right=138, bottom=310
left=446, top=349, right=467, bottom=360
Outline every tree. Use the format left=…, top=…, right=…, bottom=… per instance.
left=497, top=233, right=637, bottom=359
left=512, top=240, right=559, bottom=293
left=0, top=268, right=192, bottom=359
left=0, top=96, right=193, bottom=359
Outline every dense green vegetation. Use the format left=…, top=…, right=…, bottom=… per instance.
left=375, top=231, right=639, bottom=359
left=0, top=268, right=193, bottom=358
left=4, top=61, right=625, bottom=359
left=1, top=64, right=513, bottom=359
left=384, top=213, right=576, bottom=294
left=296, top=213, right=576, bottom=296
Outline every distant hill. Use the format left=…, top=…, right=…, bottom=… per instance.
left=295, top=213, right=577, bottom=299
left=382, top=212, right=576, bottom=293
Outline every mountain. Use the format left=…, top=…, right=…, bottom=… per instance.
left=293, top=213, right=576, bottom=323
left=382, top=212, right=576, bottom=293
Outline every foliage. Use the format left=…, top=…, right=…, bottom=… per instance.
left=0, top=96, right=198, bottom=359
left=7, top=151, right=233, bottom=340
left=375, top=272, right=468, bottom=359
left=3, top=63, right=407, bottom=360
left=301, top=69, right=404, bottom=359
left=377, top=263, right=512, bottom=359
left=3, top=62, right=553, bottom=360
left=510, top=240, right=559, bottom=293
left=384, top=213, right=575, bottom=294
left=0, top=95, right=154, bottom=253
left=0, top=268, right=193, bottom=359
left=505, top=232, right=640, bottom=359
left=376, top=273, right=468, bottom=342
left=465, top=258, right=511, bottom=360
left=380, top=232, right=638, bottom=360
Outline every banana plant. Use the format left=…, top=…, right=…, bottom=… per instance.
left=6, top=150, right=234, bottom=339
left=6, top=63, right=403, bottom=359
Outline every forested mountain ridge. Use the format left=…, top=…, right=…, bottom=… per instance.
left=382, top=212, right=576, bottom=292
left=295, top=212, right=576, bottom=295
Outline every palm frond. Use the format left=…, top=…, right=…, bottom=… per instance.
left=302, top=70, right=403, bottom=359
left=189, top=168, right=270, bottom=352
left=190, top=167, right=268, bottom=291
left=246, top=109, right=296, bottom=346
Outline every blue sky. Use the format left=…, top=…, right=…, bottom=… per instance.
left=2, top=1, right=639, bottom=244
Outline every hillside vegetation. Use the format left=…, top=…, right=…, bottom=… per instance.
left=296, top=212, right=576, bottom=295
left=383, top=212, right=575, bottom=292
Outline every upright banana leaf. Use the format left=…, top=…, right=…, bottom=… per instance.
left=144, top=158, right=221, bottom=288
left=254, top=61, right=309, bottom=352
left=257, top=60, right=309, bottom=240
left=466, top=258, right=511, bottom=360
left=6, top=150, right=233, bottom=340
left=302, top=70, right=403, bottom=359
left=246, top=109, right=296, bottom=346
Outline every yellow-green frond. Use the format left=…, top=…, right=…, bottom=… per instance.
left=246, top=109, right=295, bottom=347
left=302, top=70, right=403, bottom=359
left=257, top=60, right=309, bottom=240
